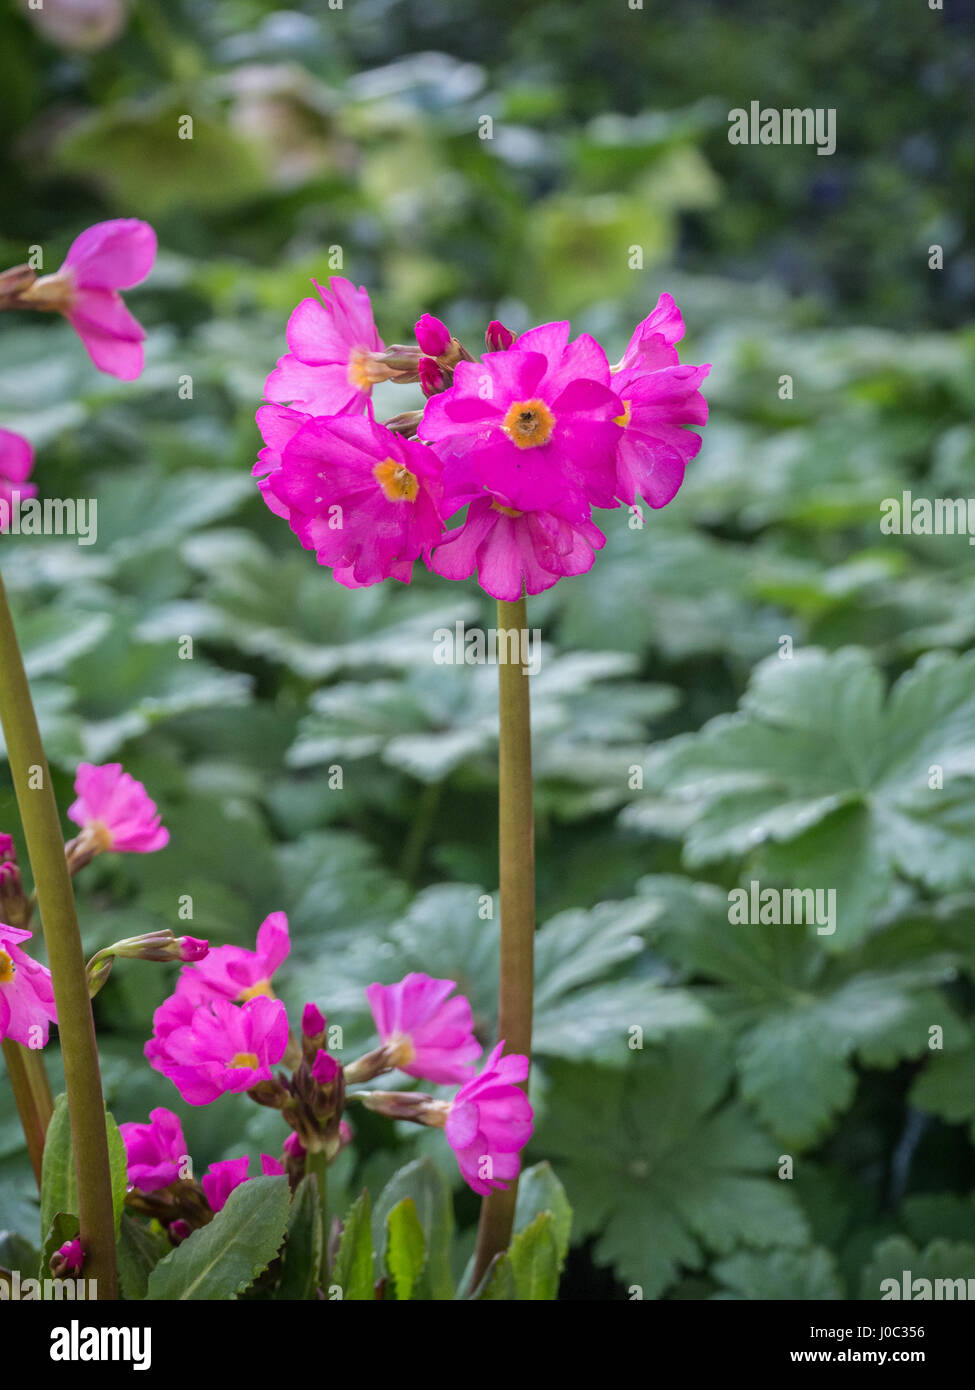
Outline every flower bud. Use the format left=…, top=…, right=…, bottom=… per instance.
left=486, top=319, right=516, bottom=352
left=50, top=1238, right=84, bottom=1277
left=415, top=313, right=451, bottom=357
left=0, top=835, right=30, bottom=930
left=418, top=356, right=448, bottom=397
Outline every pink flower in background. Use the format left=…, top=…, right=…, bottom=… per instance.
left=67, top=762, right=169, bottom=855
left=52, top=1238, right=85, bottom=1274
left=609, top=294, right=710, bottom=509
left=0, top=923, right=57, bottom=1048
left=22, top=220, right=156, bottom=380
left=415, top=313, right=451, bottom=357
left=445, top=1042, right=533, bottom=1195
left=420, top=322, right=621, bottom=518
left=265, top=276, right=383, bottom=417
left=119, top=1107, right=188, bottom=1192
left=184, top=912, right=290, bottom=1004
left=366, top=973, right=481, bottom=1084
left=147, top=994, right=289, bottom=1105
left=202, top=1153, right=286, bottom=1213
left=265, top=414, right=445, bottom=587
left=0, top=429, right=37, bottom=527
left=431, top=496, right=605, bottom=602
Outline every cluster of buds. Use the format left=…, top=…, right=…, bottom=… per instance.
left=249, top=1004, right=347, bottom=1159
left=0, top=834, right=30, bottom=931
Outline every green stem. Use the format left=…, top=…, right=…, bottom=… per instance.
left=2, top=1039, right=48, bottom=1187
left=0, top=570, right=117, bottom=1298
left=471, top=595, right=535, bottom=1288
left=306, top=1148, right=329, bottom=1287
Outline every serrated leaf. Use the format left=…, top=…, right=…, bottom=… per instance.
left=385, top=1198, right=427, bottom=1300
left=514, top=1163, right=573, bottom=1268
left=373, top=1158, right=453, bottom=1300
left=147, top=1176, right=291, bottom=1301
left=712, top=1247, right=844, bottom=1300
left=40, top=1096, right=127, bottom=1242
left=275, top=1174, right=323, bottom=1301
left=331, top=1191, right=374, bottom=1300
left=116, top=1213, right=170, bottom=1301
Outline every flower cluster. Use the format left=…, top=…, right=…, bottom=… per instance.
left=143, top=929, right=533, bottom=1199
left=254, top=278, right=709, bottom=600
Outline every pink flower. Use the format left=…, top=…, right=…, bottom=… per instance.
left=202, top=1153, right=286, bottom=1213
left=182, top=912, right=290, bottom=1004
left=265, top=276, right=383, bottom=417
left=0, top=924, right=57, bottom=1048
left=0, top=429, right=37, bottom=529
left=420, top=322, right=621, bottom=518
left=609, top=295, right=710, bottom=509
left=252, top=403, right=307, bottom=520
left=24, top=220, right=156, bottom=380
left=67, top=762, right=169, bottom=855
left=119, top=1107, right=188, bottom=1192
left=53, top=1238, right=85, bottom=1275
left=431, top=496, right=605, bottom=602
left=146, top=995, right=289, bottom=1105
left=265, top=414, right=445, bottom=588
left=445, top=1042, right=533, bottom=1195
left=365, top=972, right=481, bottom=1084
left=415, top=313, right=451, bottom=357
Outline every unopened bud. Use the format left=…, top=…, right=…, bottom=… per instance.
left=50, top=1238, right=84, bottom=1277
left=418, top=356, right=448, bottom=397
left=0, top=836, right=30, bottom=929
left=486, top=319, right=516, bottom=352
left=415, top=313, right=451, bottom=357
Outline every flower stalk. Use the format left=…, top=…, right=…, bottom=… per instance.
left=471, top=594, right=535, bottom=1286
left=0, top=569, right=117, bottom=1297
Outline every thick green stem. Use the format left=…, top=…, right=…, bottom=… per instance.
left=2, top=1039, right=49, bottom=1187
left=0, top=571, right=117, bottom=1298
left=471, top=595, right=535, bottom=1288
left=306, top=1148, right=329, bottom=1287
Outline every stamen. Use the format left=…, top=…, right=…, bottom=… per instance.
left=502, top=398, right=555, bottom=449
left=0, top=949, right=15, bottom=985
left=374, top=457, right=420, bottom=502
left=228, top=1051, right=260, bottom=1070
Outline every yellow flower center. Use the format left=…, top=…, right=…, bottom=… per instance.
left=502, top=399, right=555, bottom=449
left=374, top=457, right=419, bottom=502
left=89, top=820, right=115, bottom=853
left=228, top=1052, right=260, bottom=1070
left=491, top=502, right=523, bottom=518
left=239, top=978, right=274, bottom=1002
left=0, top=949, right=15, bottom=986
left=347, top=348, right=376, bottom=391
left=386, top=1033, right=416, bottom=1067
left=614, top=399, right=632, bottom=429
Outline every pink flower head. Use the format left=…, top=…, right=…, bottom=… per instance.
left=252, top=403, right=307, bottom=520
left=146, top=994, right=289, bottom=1106
left=486, top=319, right=516, bottom=352
left=445, top=1042, right=533, bottom=1195
left=609, top=295, right=710, bottom=509
left=265, top=276, right=383, bottom=417
left=202, top=1153, right=286, bottom=1213
left=420, top=322, right=621, bottom=519
left=0, top=923, right=57, bottom=1048
left=119, top=1107, right=188, bottom=1192
left=415, top=313, right=451, bottom=357
left=265, top=414, right=445, bottom=588
left=0, top=429, right=37, bottom=528
left=45, top=220, right=156, bottom=380
left=53, top=1238, right=84, bottom=1275
left=67, top=762, right=169, bottom=855
left=365, top=972, right=481, bottom=1084
left=183, top=912, right=290, bottom=1004
left=431, top=495, right=606, bottom=602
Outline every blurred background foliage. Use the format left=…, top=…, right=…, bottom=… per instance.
left=1, top=0, right=975, bottom=1299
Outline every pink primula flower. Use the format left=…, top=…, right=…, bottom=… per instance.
left=445, top=1041, right=533, bottom=1195
left=0, top=429, right=37, bottom=528
left=366, top=972, right=481, bottom=1084
left=202, top=1153, right=286, bottom=1213
left=265, top=276, right=383, bottom=417
left=146, top=994, right=289, bottom=1106
left=420, top=322, right=621, bottom=518
left=68, top=762, right=169, bottom=854
left=183, top=912, right=290, bottom=1004
left=0, top=923, right=57, bottom=1048
left=265, top=414, right=445, bottom=587
left=415, top=313, right=451, bottom=357
left=119, top=1107, right=188, bottom=1192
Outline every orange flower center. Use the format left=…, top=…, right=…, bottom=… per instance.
left=374, top=457, right=419, bottom=502
left=614, top=399, right=633, bottom=429
left=491, top=502, right=524, bottom=518
left=0, top=949, right=15, bottom=986
left=347, top=348, right=376, bottom=391
left=239, top=979, right=274, bottom=1002
left=228, top=1052, right=260, bottom=1070
left=502, top=399, right=555, bottom=449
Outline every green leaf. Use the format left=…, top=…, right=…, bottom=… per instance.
left=860, top=1236, right=975, bottom=1300
left=39, top=1212, right=79, bottom=1289
left=373, top=1158, right=453, bottom=1300
left=275, top=1175, right=323, bottom=1301
left=39, top=1094, right=74, bottom=1240
left=712, top=1247, right=844, bottom=1300
left=385, top=1198, right=427, bottom=1301
left=331, top=1192, right=374, bottom=1301
left=147, top=1176, right=291, bottom=1301
left=537, top=1033, right=808, bottom=1299
left=514, top=1162, right=573, bottom=1268
left=116, top=1213, right=170, bottom=1301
